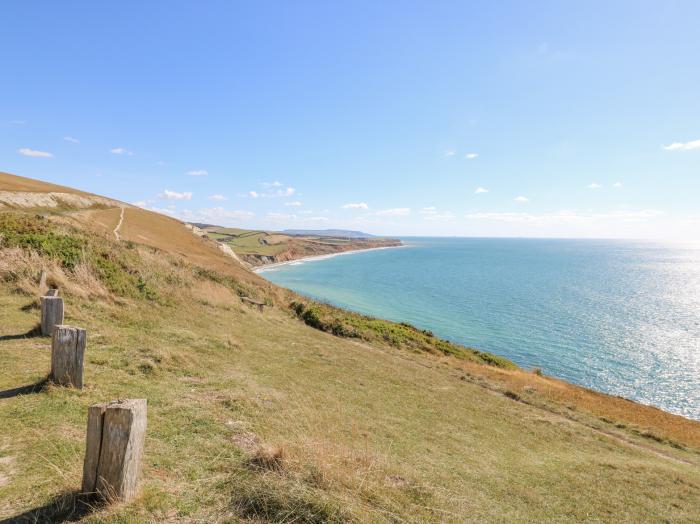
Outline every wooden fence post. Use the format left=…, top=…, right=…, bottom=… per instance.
left=50, top=325, right=86, bottom=388
left=40, top=296, right=64, bottom=336
left=82, top=399, right=147, bottom=502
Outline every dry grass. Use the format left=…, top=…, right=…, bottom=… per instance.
left=0, top=178, right=699, bottom=522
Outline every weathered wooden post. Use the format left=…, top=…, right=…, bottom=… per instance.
left=50, top=325, right=86, bottom=388
left=82, top=399, right=147, bottom=502
left=38, top=269, right=48, bottom=295
left=45, top=287, right=60, bottom=297
left=40, top=296, right=64, bottom=336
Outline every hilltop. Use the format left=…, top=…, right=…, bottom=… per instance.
left=197, top=225, right=401, bottom=267
left=1, top=172, right=699, bottom=522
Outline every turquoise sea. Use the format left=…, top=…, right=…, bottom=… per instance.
left=260, top=238, right=700, bottom=420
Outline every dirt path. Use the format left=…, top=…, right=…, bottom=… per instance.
left=113, top=207, right=125, bottom=241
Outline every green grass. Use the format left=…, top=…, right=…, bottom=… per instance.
left=1, top=210, right=699, bottom=522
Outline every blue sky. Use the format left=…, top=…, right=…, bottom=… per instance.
left=2, top=1, right=699, bottom=239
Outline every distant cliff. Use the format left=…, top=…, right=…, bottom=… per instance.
left=197, top=225, right=401, bottom=267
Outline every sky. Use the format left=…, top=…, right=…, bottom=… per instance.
left=1, top=1, right=699, bottom=240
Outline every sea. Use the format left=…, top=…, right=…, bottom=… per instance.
left=259, top=238, right=700, bottom=420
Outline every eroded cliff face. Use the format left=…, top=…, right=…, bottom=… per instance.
left=239, top=238, right=402, bottom=267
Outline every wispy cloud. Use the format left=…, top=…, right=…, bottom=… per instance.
left=375, top=207, right=410, bottom=216
left=209, top=194, right=227, bottom=201
left=663, top=139, right=700, bottom=151
left=420, top=206, right=454, bottom=221
left=63, top=136, right=79, bottom=144
left=475, top=186, right=489, bottom=194
left=444, top=149, right=456, bottom=157
left=159, top=189, right=192, bottom=200
left=188, top=207, right=254, bottom=222
left=465, top=153, right=479, bottom=159
left=245, top=184, right=295, bottom=198
left=187, top=169, right=208, bottom=177
left=285, top=201, right=303, bottom=207
left=514, top=196, right=529, bottom=203
left=613, top=182, right=623, bottom=188
left=110, top=147, right=133, bottom=155
left=342, top=202, right=369, bottom=210
left=588, top=182, right=602, bottom=189
left=18, top=148, right=53, bottom=158
left=465, top=209, right=662, bottom=224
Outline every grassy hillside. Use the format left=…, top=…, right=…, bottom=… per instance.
left=198, top=225, right=402, bottom=267
left=1, top=173, right=699, bottom=523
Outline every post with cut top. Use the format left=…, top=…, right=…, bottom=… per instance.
left=40, top=296, right=64, bottom=336
left=82, top=399, right=147, bottom=502
left=50, top=325, right=86, bottom=388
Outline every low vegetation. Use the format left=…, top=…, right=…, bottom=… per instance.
left=289, top=300, right=516, bottom=368
left=1, top=192, right=699, bottom=522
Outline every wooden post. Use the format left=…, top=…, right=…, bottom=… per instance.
left=46, top=287, right=59, bottom=297
left=50, top=325, right=86, bottom=388
left=40, top=296, right=64, bottom=336
left=82, top=399, right=147, bottom=502
left=38, top=270, right=48, bottom=295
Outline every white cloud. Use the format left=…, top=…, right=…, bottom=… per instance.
left=613, top=182, right=623, bottom=188
left=192, top=207, right=254, bottom=222
left=588, top=182, right=602, bottom=189
left=465, top=153, right=479, bottom=159
left=266, top=212, right=296, bottom=221
left=110, top=147, right=133, bottom=155
left=444, top=149, right=456, bottom=157
left=18, top=148, right=53, bottom=158
left=247, top=185, right=295, bottom=198
left=514, top=196, right=529, bottom=203
left=132, top=200, right=149, bottom=207
left=342, top=202, right=369, bottom=210
left=159, top=189, right=192, bottom=200
left=375, top=208, right=411, bottom=216
left=187, top=169, right=208, bottom=177
left=465, top=209, right=662, bottom=224
left=663, top=139, right=700, bottom=151
left=420, top=207, right=454, bottom=221
left=63, top=136, right=79, bottom=144
left=475, top=186, right=489, bottom=194
left=285, top=201, right=303, bottom=207
left=209, top=194, right=227, bottom=201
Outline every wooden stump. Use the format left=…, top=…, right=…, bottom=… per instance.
left=50, top=325, right=86, bottom=388
left=45, top=287, right=59, bottom=297
left=82, top=399, right=147, bottom=502
left=40, top=296, right=64, bottom=336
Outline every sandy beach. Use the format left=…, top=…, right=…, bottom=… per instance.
left=254, top=243, right=407, bottom=273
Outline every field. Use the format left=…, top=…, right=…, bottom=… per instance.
left=196, top=225, right=402, bottom=266
left=1, top=172, right=699, bottom=523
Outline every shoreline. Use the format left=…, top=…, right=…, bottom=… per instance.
left=254, top=243, right=407, bottom=273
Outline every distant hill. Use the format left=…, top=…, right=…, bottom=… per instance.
left=197, top=224, right=400, bottom=266
left=281, top=229, right=376, bottom=238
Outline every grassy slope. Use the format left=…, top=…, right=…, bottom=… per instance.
left=1, top=174, right=699, bottom=523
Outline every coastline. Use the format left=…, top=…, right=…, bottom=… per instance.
left=254, top=243, right=408, bottom=273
